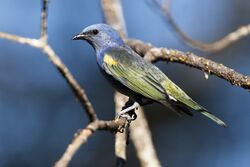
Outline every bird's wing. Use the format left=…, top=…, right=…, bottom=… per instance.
left=102, top=47, right=226, bottom=127
left=102, top=48, right=167, bottom=101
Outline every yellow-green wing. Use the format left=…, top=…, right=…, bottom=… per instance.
left=102, top=52, right=167, bottom=101
left=101, top=48, right=226, bottom=127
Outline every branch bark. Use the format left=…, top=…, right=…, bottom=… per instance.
left=126, top=39, right=250, bottom=91
left=130, top=108, right=161, bottom=167
left=114, top=93, right=129, bottom=167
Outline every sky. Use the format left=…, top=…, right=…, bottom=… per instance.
left=0, top=0, right=250, bottom=166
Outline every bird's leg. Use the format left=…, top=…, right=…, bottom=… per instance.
left=116, top=101, right=140, bottom=121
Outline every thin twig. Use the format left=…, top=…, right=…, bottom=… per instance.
left=151, top=0, right=250, bottom=52
left=0, top=0, right=97, bottom=122
left=54, top=122, right=98, bottom=167
left=42, top=45, right=98, bottom=121
left=126, top=39, right=250, bottom=91
left=0, top=32, right=43, bottom=47
left=0, top=33, right=98, bottom=122
left=40, top=0, right=49, bottom=42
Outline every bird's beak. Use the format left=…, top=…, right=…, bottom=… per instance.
left=72, top=33, right=87, bottom=40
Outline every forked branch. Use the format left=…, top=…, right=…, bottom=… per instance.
left=151, top=0, right=250, bottom=52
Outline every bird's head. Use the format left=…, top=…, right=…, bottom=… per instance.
left=73, top=24, right=124, bottom=51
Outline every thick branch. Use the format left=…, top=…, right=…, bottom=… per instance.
left=126, top=39, right=250, bottom=91
left=114, top=93, right=129, bottom=167
left=130, top=108, right=161, bottom=167
left=151, top=0, right=250, bottom=52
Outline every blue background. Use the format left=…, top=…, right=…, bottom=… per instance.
left=0, top=0, right=250, bottom=166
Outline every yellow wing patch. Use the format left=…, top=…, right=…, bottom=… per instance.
left=104, top=54, right=118, bottom=66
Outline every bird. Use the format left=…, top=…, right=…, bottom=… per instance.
left=73, top=23, right=226, bottom=127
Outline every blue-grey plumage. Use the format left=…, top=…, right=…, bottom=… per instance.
left=73, top=23, right=226, bottom=127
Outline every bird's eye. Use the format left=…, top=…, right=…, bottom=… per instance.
left=92, top=29, right=99, bottom=35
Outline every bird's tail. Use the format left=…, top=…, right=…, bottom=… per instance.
left=198, top=109, right=227, bottom=127
left=160, top=100, right=227, bottom=127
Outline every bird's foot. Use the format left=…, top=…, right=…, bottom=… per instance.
left=116, top=101, right=139, bottom=120
left=115, top=101, right=139, bottom=132
left=116, top=112, right=136, bottom=121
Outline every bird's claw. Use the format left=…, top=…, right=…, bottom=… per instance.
left=116, top=112, right=137, bottom=122
left=130, top=112, right=137, bottom=120
left=115, top=113, right=136, bottom=133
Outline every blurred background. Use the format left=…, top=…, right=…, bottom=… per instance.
left=0, top=0, right=250, bottom=166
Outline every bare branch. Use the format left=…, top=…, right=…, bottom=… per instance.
left=0, top=33, right=98, bottom=122
left=101, top=0, right=127, bottom=38
left=40, top=0, right=49, bottom=43
left=1, top=2, right=98, bottom=122
left=54, top=118, right=128, bottom=167
left=130, top=108, right=161, bottom=167
left=42, top=45, right=98, bottom=121
left=0, top=32, right=43, bottom=48
left=114, top=93, right=129, bottom=167
left=151, top=0, right=250, bottom=52
left=126, top=39, right=250, bottom=91
left=54, top=122, right=98, bottom=167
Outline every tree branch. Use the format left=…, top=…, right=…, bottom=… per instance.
left=114, top=93, right=130, bottom=167
left=130, top=108, right=161, bottom=167
left=101, top=0, right=127, bottom=38
left=0, top=1, right=98, bottom=124
left=54, top=118, right=127, bottom=167
left=40, top=0, right=48, bottom=42
left=54, top=122, right=98, bottom=167
left=126, top=39, right=250, bottom=91
left=151, top=0, right=250, bottom=52
left=0, top=32, right=98, bottom=122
